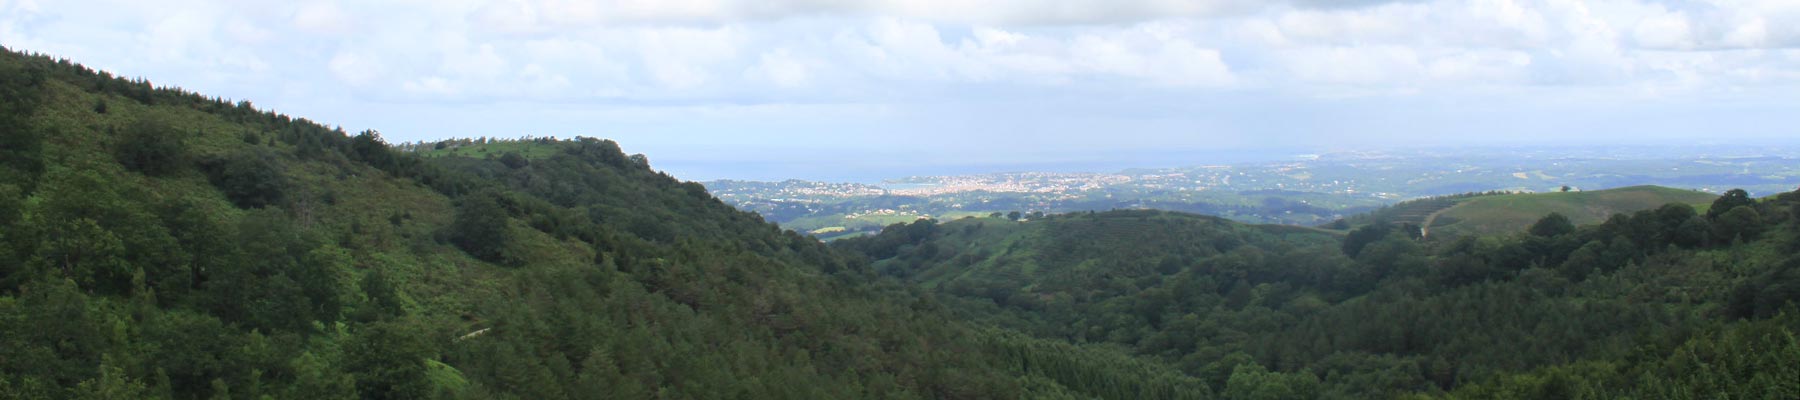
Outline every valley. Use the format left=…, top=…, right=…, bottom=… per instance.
left=5, top=26, right=1800, bottom=400
left=709, top=149, right=1800, bottom=239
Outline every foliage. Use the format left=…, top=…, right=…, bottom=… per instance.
left=0, top=47, right=1222, bottom=400
left=4, top=45, right=1797, bottom=400
left=1527, top=212, right=1574, bottom=237
left=842, top=188, right=1800, bottom=398
left=447, top=191, right=513, bottom=264
left=201, top=148, right=289, bottom=208
left=115, top=116, right=189, bottom=176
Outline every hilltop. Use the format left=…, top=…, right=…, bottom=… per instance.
left=1422, top=185, right=1719, bottom=238
left=1337, top=185, right=1720, bottom=238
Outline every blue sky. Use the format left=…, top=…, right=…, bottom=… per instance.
left=4, top=0, right=1798, bottom=181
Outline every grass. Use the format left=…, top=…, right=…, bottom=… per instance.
left=1427, top=185, right=1718, bottom=238
left=809, top=226, right=847, bottom=235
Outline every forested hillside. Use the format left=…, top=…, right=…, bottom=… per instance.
left=840, top=196, right=1800, bottom=398
left=0, top=48, right=1226, bottom=399
left=6, top=45, right=1799, bottom=400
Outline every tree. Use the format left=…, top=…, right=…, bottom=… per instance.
left=1671, top=215, right=1710, bottom=249
left=1707, top=189, right=1756, bottom=220
left=1712, top=206, right=1765, bottom=243
left=207, top=208, right=335, bottom=332
left=355, top=265, right=406, bottom=322
left=350, top=130, right=396, bottom=170
left=989, top=212, right=1003, bottom=218
left=1342, top=223, right=1394, bottom=258
left=1557, top=241, right=1605, bottom=281
left=1223, top=363, right=1319, bottom=400
left=451, top=191, right=513, bottom=264
left=1560, top=185, right=1572, bottom=192
left=288, top=352, right=357, bottom=400
left=295, top=244, right=352, bottom=326
left=348, top=322, right=437, bottom=400
left=499, top=152, right=528, bottom=169
left=0, top=184, right=22, bottom=287
left=70, top=356, right=153, bottom=400
left=1727, top=258, right=1800, bottom=319
left=1007, top=211, right=1022, bottom=221
left=115, top=116, right=188, bottom=176
left=202, top=148, right=288, bottom=208
left=32, top=218, right=133, bottom=295
left=1528, top=213, right=1575, bottom=237
left=0, top=60, right=46, bottom=189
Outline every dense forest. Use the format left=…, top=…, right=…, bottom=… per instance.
left=0, top=47, right=1219, bottom=399
left=3, top=45, right=1798, bottom=400
left=837, top=194, right=1800, bottom=398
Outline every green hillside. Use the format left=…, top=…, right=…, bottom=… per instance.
left=841, top=200, right=1800, bottom=398
left=1424, top=185, right=1717, bottom=238
left=8, top=45, right=1800, bottom=400
left=0, top=48, right=1221, bottom=399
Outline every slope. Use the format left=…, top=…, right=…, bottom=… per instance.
left=0, top=47, right=1215, bottom=400
left=840, top=197, right=1800, bottom=398
left=1425, top=185, right=1717, bottom=238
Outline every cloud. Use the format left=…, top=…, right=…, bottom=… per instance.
left=746, top=48, right=812, bottom=87
left=453, top=0, right=1264, bottom=26
left=1067, top=25, right=1235, bottom=86
left=3, top=0, right=1799, bottom=164
left=636, top=26, right=742, bottom=89
left=292, top=1, right=350, bottom=34
left=1633, top=10, right=1696, bottom=49
left=327, top=50, right=380, bottom=86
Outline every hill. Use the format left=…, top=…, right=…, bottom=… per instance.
left=8, top=45, right=1800, bottom=400
left=0, top=47, right=1216, bottom=399
left=1423, top=185, right=1717, bottom=238
left=840, top=200, right=1800, bottom=398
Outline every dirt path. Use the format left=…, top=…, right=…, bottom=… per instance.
left=1418, top=203, right=1465, bottom=239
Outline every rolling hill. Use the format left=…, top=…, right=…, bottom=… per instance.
left=839, top=201, right=1800, bottom=398
left=1422, top=185, right=1718, bottom=238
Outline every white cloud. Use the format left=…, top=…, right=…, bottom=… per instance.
left=327, top=50, right=380, bottom=86
left=1634, top=11, right=1696, bottom=49
left=292, top=0, right=350, bottom=34
left=4, top=0, right=1800, bottom=156
left=1281, top=45, right=1424, bottom=85
left=1068, top=26, right=1235, bottom=86
left=747, top=48, right=811, bottom=87
left=450, top=0, right=1264, bottom=26
left=636, top=26, right=742, bottom=89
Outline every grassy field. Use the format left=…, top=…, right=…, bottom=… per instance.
left=785, top=211, right=994, bottom=238
left=1426, top=185, right=1717, bottom=238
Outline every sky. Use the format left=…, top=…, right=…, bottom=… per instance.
left=4, top=0, right=1799, bottom=182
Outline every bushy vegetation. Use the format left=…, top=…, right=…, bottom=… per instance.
left=840, top=192, right=1800, bottom=398
left=0, top=47, right=1213, bottom=399
left=5, top=45, right=1797, bottom=400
